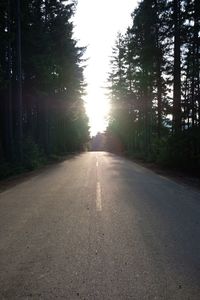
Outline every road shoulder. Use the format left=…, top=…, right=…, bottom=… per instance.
left=129, top=158, right=200, bottom=191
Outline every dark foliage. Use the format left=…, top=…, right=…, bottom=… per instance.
left=0, top=0, right=89, bottom=177
left=107, top=0, right=200, bottom=172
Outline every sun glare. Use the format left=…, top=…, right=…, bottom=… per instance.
left=73, top=0, right=138, bottom=137
left=85, top=89, right=110, bottom=137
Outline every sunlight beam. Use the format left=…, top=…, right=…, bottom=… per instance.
left=73, top=0, right=138, bottom=136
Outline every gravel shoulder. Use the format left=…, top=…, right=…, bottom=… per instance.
left=129, top=158, right=200, bottom=191
left=0, top=153, right=80, bottom=193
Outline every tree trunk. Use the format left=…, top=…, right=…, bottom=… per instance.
left=16, top=0, right=23, bottom=160
left=6, top=0, right=14, bottom=160
left=173, top=0, right=182, bottom=133
left=194, top=0, right=200, bottom=126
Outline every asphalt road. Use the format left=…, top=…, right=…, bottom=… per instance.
left=0, top=152, right=200, bottom=300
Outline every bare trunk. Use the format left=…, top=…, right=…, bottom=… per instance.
left=16, top=0, right=23, bottom=160
left=7, top=0, right=13, bottom=160
left=173, top=0, right=182, bottom=133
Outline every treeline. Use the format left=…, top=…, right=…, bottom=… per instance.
left=107, top=0, right=200, bottom=171
left=0, top=0, right=89, bottom=176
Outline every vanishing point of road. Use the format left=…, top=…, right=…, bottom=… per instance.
left=0, top=152, right=200, bottom=299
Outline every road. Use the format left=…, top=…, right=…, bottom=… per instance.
left=0, top=152, right=200, bottom=299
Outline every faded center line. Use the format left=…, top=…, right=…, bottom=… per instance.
left=96, top=181, right=102, bottom=211
left=95, top=155, right=102, bottom=211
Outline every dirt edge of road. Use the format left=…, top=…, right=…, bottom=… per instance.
left=126, top=156, right=200, bottom=191
left=0, top=153, right=81, bottom=193
left=0, top=151, right=199, bottom=193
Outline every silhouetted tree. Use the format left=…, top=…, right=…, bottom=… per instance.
left=108, top=0, right=200, bottom=171
left=0, top=0, right=89, bottom=176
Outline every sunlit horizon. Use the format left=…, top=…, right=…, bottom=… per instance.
left=73, top=0, right=138, bottom=136
left=85, top=88, right=110, bottom=137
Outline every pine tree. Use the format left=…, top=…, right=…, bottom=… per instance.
left=0, top=0, right=89, bottom=175
left=107, top=0, right=200, bottom=170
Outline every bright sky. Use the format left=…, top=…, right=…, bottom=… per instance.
left=73, top=0, right=138, bottom=136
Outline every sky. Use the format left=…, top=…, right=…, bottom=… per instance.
left=73, top=0, right=138, bottom=136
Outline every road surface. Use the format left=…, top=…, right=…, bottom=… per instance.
left=0, top=152, right=200, bottom=299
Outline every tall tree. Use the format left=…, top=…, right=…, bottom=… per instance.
left=0, top=0, right=89, bottom=175
left=16, top=0, right=23, bottom=159
left=172, top=0, right=182, bottom=133
left=107, top=0, right=200, bottom=170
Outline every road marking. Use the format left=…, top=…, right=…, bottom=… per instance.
left=96, top=181, right=102, bottom=211
left=96, top=155, right=102, bottom=211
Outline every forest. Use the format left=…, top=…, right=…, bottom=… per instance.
left=0, top=0, right=199, bottom=179
left=107, top=0, right=200, bottom=172
left=0, top=0, right=89, bottom=178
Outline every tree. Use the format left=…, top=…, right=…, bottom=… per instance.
left=0, top=0, right=89, bottom=176
left=107, top=0, right=200, bottom=171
